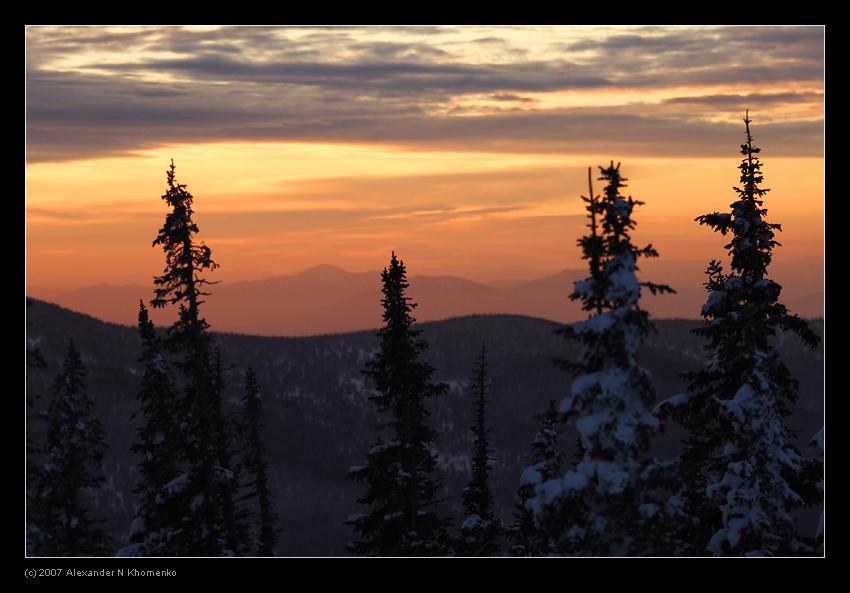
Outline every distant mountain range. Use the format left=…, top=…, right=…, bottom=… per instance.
left=27, top=257, right=823, bottom=337
left=25, top=299, right=824, bottom=556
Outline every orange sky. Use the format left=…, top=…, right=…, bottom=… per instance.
left=26, top=148, right=823, bottom=287
left=25, top=26, right=824, bottom=324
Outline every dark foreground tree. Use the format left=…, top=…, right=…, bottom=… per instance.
left=529, top=163, right=678, bottom=556
left=147, top=160, right=239, bottom=555
left=121, top=302, right=186, bottom=556
left=28, top=340, right=108, bottom=556
left=656, top=113, right=820, bottom=556
left=346, top=252, right=451, bottom=556
left=238, top=368, right=280, bottom=556
left=456, top=344, right=501, bottom=556
left=509, top=400, right=564, bottom=556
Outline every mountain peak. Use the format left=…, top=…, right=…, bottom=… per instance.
left=296, top=264, right=353, bottom=278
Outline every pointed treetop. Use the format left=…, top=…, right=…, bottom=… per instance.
left=61, top=339, right=84, bottom=376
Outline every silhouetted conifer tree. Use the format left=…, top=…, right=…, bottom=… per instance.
left=529, top=163, right=677, bottom=556
left=149, top=160, right=237, bottom=555
left=346, top=252, right=451, bottom=556
left=456, top=343, right=501, bottom=556
left=28, top=340, right=108, bottom=556
left=509, top=400, right=563, bottom=556
left=121, top=302, right=186, bottom=556
left=238, top=368, right=280, bottom=556
left=656, top=113, right=820, bottom=556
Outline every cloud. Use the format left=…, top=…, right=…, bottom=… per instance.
left=26, top=78, right=824, bottom=162
left=25, top=25, right=824, bottom=162
left=566, top=25, right=823, bottom=59
left=664, top=92, right=823, bottom=107
left=561, top=26, right=823, bottom=86
left=489, top=93, right=535, bottom=102
left=86, top=54, right=614, bottom=96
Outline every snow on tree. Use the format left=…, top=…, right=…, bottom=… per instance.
left=147, top=160, right=239, bottom=555
left=656, top=113, right=821, bottom=556
left=346, top=252, right=451, bottom=556
left=456, top=343, right=502, bottom=556
left=509, top=399, right=564, bottom=556
left=528, top=163, right=677, bottom=556
left=27, top=340, right=108, bottom=556
left=237, top=368, right=281, bottom=556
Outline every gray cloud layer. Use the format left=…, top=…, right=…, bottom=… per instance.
left=25, top=25, right=824, bottom=162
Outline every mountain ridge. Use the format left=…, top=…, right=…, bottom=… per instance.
left=27, top=258, right=823, bottom=337
left=25, top=298, right=823, bottom=555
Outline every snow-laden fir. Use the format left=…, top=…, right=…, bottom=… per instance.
left=657, top=113, right=822, bottom=556
left=525, top=163, right=678, bottom=556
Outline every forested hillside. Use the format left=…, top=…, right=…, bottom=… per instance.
left=25, top=298, right=823, bottom=556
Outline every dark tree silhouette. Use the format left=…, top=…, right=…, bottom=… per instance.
left=122, top=302, right=186, bottom=556
left=27, top=340, right=108, bottom=556
left=657, top=113, right=821, bottom=556
left=346, top=252, right=451, bottom=556
left=238, top=368, right=281, bottom=556
left=456, top=343, right=502, bottom=556
left=509, top=399, right=564, bottom=556
left=530, top=163, right=677, bottom=556
left=148, top=160, right=238, bottom=555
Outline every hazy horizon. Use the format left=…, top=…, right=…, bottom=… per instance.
left=26, top=254, right=824, bottom=337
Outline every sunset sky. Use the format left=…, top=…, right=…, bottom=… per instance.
left=26, top=26, right=824, bottom=314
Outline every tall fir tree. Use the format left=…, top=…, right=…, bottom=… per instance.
left=121, top=302, right=186, bottom=556
left=656, top=113, right=820, bottom=556
left=27, top=340, right=108, bottom=556
left=456, top=343, right=501, bottom=556
left=528, top=163, right=677, bottom=556
left=149, top=160, right=238, bottom=555
left=509, top=400, right=564, bottom=556
left=238, top=368, right=281, bottom=556
left=346, top=252, right=451, bottom=556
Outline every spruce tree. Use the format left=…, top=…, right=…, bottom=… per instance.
left=510, top=400, right=564, bottom=556
left=529, top=163, right=676, bottom=556
left=657, top=113, right=820, bottom=556
left=238, top=368, right=280, bottom=556
left=121, top=301, right=186, bottom=556
left=346, top=252, right=451, bottom=556
left=28, top=340, right=108, bottom=556
left=149, top=160, right=237, bottom=555
left=456, top=343, right=501, bottom=556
